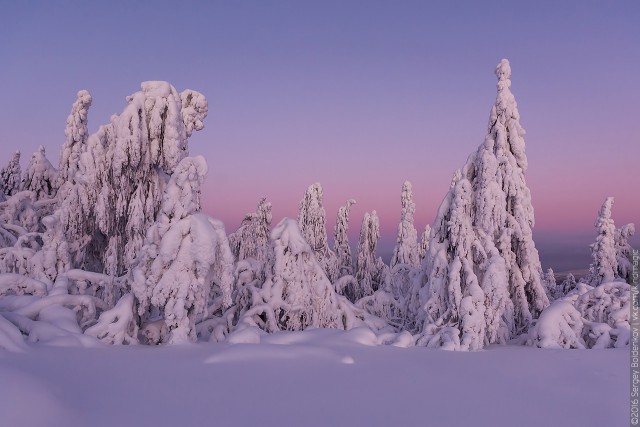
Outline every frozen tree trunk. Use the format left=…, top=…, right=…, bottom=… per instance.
left=0, top=151, right=22, bottom=196
left=333, top=199, right=356, bottom=278
left=391, top=181, right=419, bottom=268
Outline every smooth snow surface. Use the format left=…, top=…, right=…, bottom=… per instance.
left=0, top=329, right=625, bottom=427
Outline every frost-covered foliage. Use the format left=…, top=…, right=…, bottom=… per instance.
left=85, top=293, right=138, bottom=345
left=132, top=156, right=233, bottom=344
left=418, top=224, right=431, bottom=262
left=585, top=197, right=618, bottom=286
left=74, top=82, right=208, bottom=275
left=298, top=183, right=338, bottom=282
left=349, top=211, right=388, bottom=303
left=234, top=218, right=364, bottom=333
left=0, top=151, right=22, bottom=196
left=556, top=273, right=577, bottom=299
left=543, top=268, right=556, bottom=300
left=391, top=181, right=419, bottom=268
left=418, top=59, right=549, bottom=350
left=615, top=223, right=635, bottom=283
left=229, top=197, right=272, bottom=265
left=59, top=90, right=92, bottom=183
left=333, top=199, right=356, bottom=278
left=527, top=281, right=630, bottom=349
left=22, top=146, right=59, bottom=200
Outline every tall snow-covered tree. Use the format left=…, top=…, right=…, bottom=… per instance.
left=132, top=156, right=233, bottom=344
left=76, top=81, right=208, bottom=276
left=59, top=90, right=92, bottom=183
left=298, top=183, right=338, bottom=282
left=391, top=181, right=419, bottom=268
left=351, top=211, right=387, bottom=302
left=228, top=197, right=272, bottom=265
left=586, top=197, right=618, bottom=286
left=0, top=151, right=22, bottom=196
left=333, top=199, right=356, bottom=278
left=22, top=146, right=59, bottom=200
left=419, top=59, right=549, bottom=349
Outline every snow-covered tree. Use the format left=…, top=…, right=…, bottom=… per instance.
left=333, top=199, right=356, bottom=278
left=543, top=268, right=556, bottom=299
left=418, top=224, right=431, bottom=262
left=22, top=146, right=59, bottom=200
left=556, top=273, right=577, bottom=299
left=615, top=223, right=635, bottom=283
left=0, top=151, right=22, bottom=196
left=235, top=218, right=363, bottom=332
left=132, top=156, right=233, bottom=344
left=297, top=183, right=339, bottom=282
left=59, top=90, right=92, bottom=183
left=586, top=197, right=618, bottom=286
left=349, top=211, right=387, bottom=303
left=78, top=81, right=208, bottom=276
left=228, top=197, right=272, bottom=265
left=391, top=181, right=419, bottom=268
left=418, top=59, right=549, bottom=349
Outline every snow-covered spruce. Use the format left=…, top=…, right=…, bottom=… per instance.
left=233, top=218, right=366, bottom=333
left=615, top=223, right=635, bottom=283
left=22, top=146, right=59, bottom=201
left=527, top=281, right=630, bottom=349
left=391, top=181, right=419, bottom=268
left=132, top=156, right=233, bottom=344
left=418, top=59, right=549, bottom=350
left=69, top=82, right=208, bottom=276
left=585, top=197, right=618, bottom=286
left=333, top=199, right=356, bottom=278
left=543, top=268, right=557, bottom=300
left=228, top=197, right=273, bottom=266
left=59, top=90, right=92, bottom=183
left=555, top=273, right=577, bottom=299
left=298, top=183, right=339, bottom=282
left=0, top=151, right=22, bottom=197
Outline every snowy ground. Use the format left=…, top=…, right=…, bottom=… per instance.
left=0, top=328, right=626, bottom=427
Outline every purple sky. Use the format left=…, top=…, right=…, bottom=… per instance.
left=1, top=1, right=638, bottom=272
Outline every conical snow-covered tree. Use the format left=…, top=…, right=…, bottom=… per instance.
left=132, top=156, right=233, bottom=344
left=615, top=223, right=635, bottom=283
left=236, top=218, right=363, bottom=332
left=391, top=181, right=419, bottom=268
left=333, top=199, right=356, bottom=278
left=59, top=90, right=92, bottom=183
left=586, top=197, right=618, bottom=286
left=543, top=268, right=556, bottom=299
left=351, top=211, right=387, bottom=302
left=22, top=146, right=59, bottom=200
left=81, top=81, right=207, bottom=275
left=298, top=183, right=338, bottom=282
left=418, top=224, right=431, bottom=262
left=228, top=197, right=272, bottom=265
left=419, top=59, right=548, bottom=349
left=0, top=151, right=22, bottom=196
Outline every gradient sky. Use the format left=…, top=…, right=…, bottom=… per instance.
left=1, top=1, right=638, bottom=272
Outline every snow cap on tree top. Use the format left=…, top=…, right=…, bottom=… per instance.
left=495, top=59, right=511, bottom=81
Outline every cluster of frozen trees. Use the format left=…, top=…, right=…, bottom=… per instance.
left=0, top=61, right=634, bottom=352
